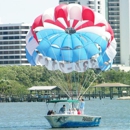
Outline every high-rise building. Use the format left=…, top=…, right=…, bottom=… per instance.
left=107, top=0, right=120, bottom=65
left=0, top=23, right=31, bottom=65
left=59, top=0, right=79, bottom=4
left=119, top=0, right=130, bottom=66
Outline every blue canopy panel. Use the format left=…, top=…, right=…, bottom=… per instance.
left=46, top=46, right=62, bottom=61
left=36, top=29, right=63, bottom=41
left=36, top=39, right=50, bottom=56
left=60, top=49, right=73, bottom=62
left=84, top=43, right=99, bottom=59
left=93, top=36, right=108, bottom=52
left=78, top=32, right=100, bottom=43
left=71, top=34, right=83, bottom=49
left=72, top=48, right=88, bottom=61
left=36, top=29, right=66, bottom=59
left=101, top=62, right=112, bottom=71
left=97, top=55, right=103, bottom=67
left=102, top=52, right=111, bottom=63
left=60, top=48, right=88, bottom=62
left=25, top=48, right=37, bottom=65
left=51, top=34, right=68, bottom=48
left=45, top=46, right=88, bottom=62
left=78, top=32, right=108, bottom=53
left=97, top=52, right=112, bottom=71
left=60, top=35, right=73, bottom=49
left=36, top=28, right=108, bottom=63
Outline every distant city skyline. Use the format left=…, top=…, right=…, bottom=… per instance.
left=0, top=0, right=59, bottom=24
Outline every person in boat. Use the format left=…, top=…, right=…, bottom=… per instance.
left=77, top=108, right=81, bottom=115
left=47, top=110, right=54, bottom=115
left=51, top=111, right=55, bottom=115
left=79, top=98, right=85, bottom=114
left=73, top=108, right=77, bottom=115
left=47, top=110, right=52, bottom=115
left=59, top=105, right=66, bottom=114
left=68, top=108, right=72, bottom=114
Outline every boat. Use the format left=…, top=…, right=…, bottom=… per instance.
left=44, top=99, right=101, bottom=128
left=117, top=96, right=130, bottom=100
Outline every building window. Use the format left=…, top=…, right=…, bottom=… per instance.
left=9, top=46, right=14, bottom=49
left=4, top=51, right=8, bottom=54
left=21, top=61, right=28, bottom=63
left=0, top=56, right=3, bottom=59
left=89, top=1, right=94, bottom=4
left=9, top=41, right=14, bottom=44
left=15, top=61, right=20, bottom=64
left=98, top=6, right=100, bottom=9
left=21, top=26, right=30, bottom=29
left=9, top=56, right=15, bottom=59
left=3, top=27, right=8, bottom=30
left=3, top=32, right=8, bottom=34
left=4, top=56, right=8, bottom=59
left=0, top=61, right=4, bottom=64
left=20, top=46, right=25, bottom=49
left=21, top=51, right=26, bottom=53
left=15, top=56, right=20, bottom=58
left=8, top=61, right=14, bottom=64
left=9, top=51, right=14, bottom=54
left=15, top=51, right=20, bottom=54
left=14, top=26, right=20, bottom=29
left=15, top=36, right=19, bottom=39
left=3, top=36, right=8, bottom=39
left=9, top=36, right=14, bottom=39
left=4, top=46, right=8, bottom=49
left=98, top=1, right=100, bottom=4
left=21, top=56, right=26, bottom=58
left=8, top=27, right=13, bottom=29
left=14, top=46, right=20, bottom=49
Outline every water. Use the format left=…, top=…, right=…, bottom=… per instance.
left=0, top=97, right=130, bottom=130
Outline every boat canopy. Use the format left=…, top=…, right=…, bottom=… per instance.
left=47, top=99, right=79, bottom=103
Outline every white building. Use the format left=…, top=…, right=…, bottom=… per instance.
left=120, top=0, right=130, bottom=66
left=0, top=23, right=31, bottom=65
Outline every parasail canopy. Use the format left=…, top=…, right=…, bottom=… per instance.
left=25, top=4, right=117, bottom=73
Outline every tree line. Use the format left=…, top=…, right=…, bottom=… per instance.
left=0, top=65, right=129, bottom=96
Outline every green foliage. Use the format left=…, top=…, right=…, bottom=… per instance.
left=0, top=65, right=130, bottom=96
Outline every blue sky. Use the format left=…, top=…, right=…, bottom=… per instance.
left=0, top=0, right=59, bottom=24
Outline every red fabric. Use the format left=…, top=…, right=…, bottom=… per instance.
left=77, top=110, right=81, bottom=115
left=44, top=19, right=66, bottom=29
left=31, top=15, right=43, bottom=42
left=76, top=21, right=94, bottom=30
left=54, top=4, right=69, bottom=27
left=82, top=6, right=94, bottom=23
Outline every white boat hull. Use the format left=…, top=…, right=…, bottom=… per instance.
left=117, top=96, right=130, bottom=100
left=45, top=114, right=101, bottom=128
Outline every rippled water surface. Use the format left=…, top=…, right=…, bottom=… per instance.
left=0, top=97, right=130, bottom=130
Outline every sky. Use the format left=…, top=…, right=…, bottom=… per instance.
left=0, top=0, right=59, bottom=24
